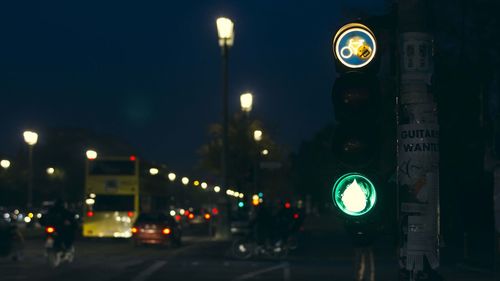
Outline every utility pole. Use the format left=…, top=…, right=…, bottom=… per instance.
left=397, top=1, right=440, bottom=280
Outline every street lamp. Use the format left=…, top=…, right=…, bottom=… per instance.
left=240, top=92, right=253, bottom=113
left=253, top=130, right=263, bottom=142
left=46, top=167, right=55, bottom=175
left=168, top=172, right=176, bottom=182
left=23, top=130, right=38, bottom=208
left=1, top=159, right=10, bottom=169
left=217, top=16, right=234, bottom=240
left=261, top=149, right=269, bottom=156
left=201, top=182, right=208, bottom=189
left=149, top=168, right=159, bottom=175
left=181, top=177, right=189, bottom=186
left=86, top=150, right=98, bottom=160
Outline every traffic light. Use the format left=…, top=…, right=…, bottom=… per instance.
left=331, top=22, right=380, bottom=220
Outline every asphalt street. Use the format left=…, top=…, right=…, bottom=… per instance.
left=0, top=218, right=496, bottom=281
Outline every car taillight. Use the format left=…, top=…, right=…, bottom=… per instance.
left=212, top=208, right=219, bottom=215
left=175, top=215, right=181, bottom=221
left=188, top=213, right=194, bottom=219
left=162, top=228, right=171, bottom=235
left=131, top=227, right=138, bottom=234
left=46, top=226, right=55, bottom=234
left=204, top=213, right=211, bottom=220
left=293, top=213, right=299, bottom=219
left=184, top=210, right=190, bottom=216
left=127, top=211, right=134, bottom=217
left=87, top=211, right=94, bottom=217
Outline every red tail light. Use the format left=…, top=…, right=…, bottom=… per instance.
left=46, top=226, right=56, bottom=234
left=131, top=227, right=138, bottom=234
left=211, top=208, right=219, bottom=215
left=175, top=215, right=181, bottom=221
left=127, top=211, right=134, bottom=217
left=188, top=213, right=195, bottom=220
left=184, top=210, right=190, bottom=216
left=129, top=155, right=136, bottom=161
left=204, top=213, right=211, bottom=220
left=162, top=228, right=171, bottom=235
left=293, top=213, right=299, bottom=219
left=285, top=202, right=291, bottom=209
left=87, top=211, right=94, bottom=217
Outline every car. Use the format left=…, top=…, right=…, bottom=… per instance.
left=131, top=213, right=182, bottom=247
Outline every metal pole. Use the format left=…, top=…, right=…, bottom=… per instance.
left=27, top=145, right=33, bottom=209
left=397, top=0, right=440, bottom=280
left=217, top=42, right=230, bottom=240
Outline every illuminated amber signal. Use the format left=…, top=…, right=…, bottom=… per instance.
left=162, top=228, right=171, bottom=235
left=131, top=227, right=138, bottom=234
left=204, top=213, right=211, bottom=220
left=46, top=226, right=56, bottom=234
left=333, top=23, right=377, bottom=69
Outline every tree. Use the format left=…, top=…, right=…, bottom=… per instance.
left=197, top=112, right=287, bottom=197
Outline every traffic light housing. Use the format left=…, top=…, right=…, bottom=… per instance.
left=331, top=23, right=381, bottom=221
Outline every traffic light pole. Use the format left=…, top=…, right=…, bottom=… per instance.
left=397, top=1, right=440, bottom=280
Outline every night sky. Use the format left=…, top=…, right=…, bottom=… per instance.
left=0, top=0, right=387, bottom=169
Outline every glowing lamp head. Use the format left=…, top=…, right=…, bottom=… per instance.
left=162, top=228, right=171, bottom=235
left=168, top=173, right=176, bottom=181
left=1, top=159, right=11, bottom=169
left=149, top=168, right=159, bottom=175
left=23, top=131, right=38, bottom=146
left=240, top=92, right=253, bottom=112
left=216, top=17, right=234, bottom=47
left=181, top=177, right=189, bottom=185
left=86, top=150, right=97, bottom=160
left=253, top=130, right=263, bottom=142
left=332, top=173, right=377, bottom=216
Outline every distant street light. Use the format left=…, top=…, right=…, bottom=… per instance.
left=253, top=130, right=263, bottom=142
left=168, top=172, right=176, bottom=181
left=201, top=182, right=208, bottom=189
left=23, top=130, right=38, bottom=208
left=181, top=177, right=189, bottom=186
left=216, top=16, right=234, bottom=240
left=149, top=168, right=159, bottom=176
left=261, top=149, right=269, bottom=156
left=214, top=186, right=221, bottom=193
left=46, top=167, right=55, bottom=175
left=240, top=92, right=253, bottom=113
left=1, top=159, right=11, bottom=169
left=86, top=150, right=98, bottom=160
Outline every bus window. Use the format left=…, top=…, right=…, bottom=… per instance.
left=89, top=160, right=135, bottom=175
left=93, top=195, right=135, bottom=211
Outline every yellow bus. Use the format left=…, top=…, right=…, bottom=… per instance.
left=83, top=156, right=139, bottom=238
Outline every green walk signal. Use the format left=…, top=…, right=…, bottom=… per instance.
left=332, top=173, right=377, bottom=216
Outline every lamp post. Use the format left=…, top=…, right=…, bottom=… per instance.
left=23, top=130, right=38, bottom=208
left=216, top=16, right=234, bottom=240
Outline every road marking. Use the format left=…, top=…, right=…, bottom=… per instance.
left=131, top=261, right=167, bottom=281
left=231, top=262, right=291, bottom=281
